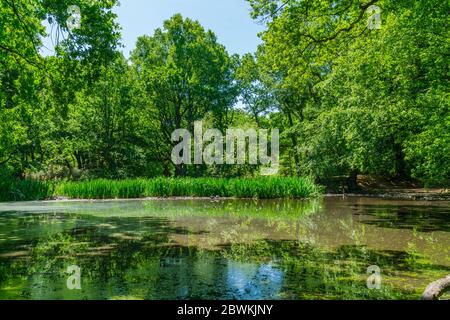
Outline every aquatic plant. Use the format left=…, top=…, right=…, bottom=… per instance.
left=51, top=177, right=323, bottom=200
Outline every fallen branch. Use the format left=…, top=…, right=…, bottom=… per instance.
left=422, top=275, right=450, bottom=300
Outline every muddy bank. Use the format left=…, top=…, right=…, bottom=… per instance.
left=323, top=175, right=450, bottom=201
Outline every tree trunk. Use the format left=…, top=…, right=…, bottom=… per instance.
left=74, top=151, right=83, bottom=170
left=175, top=163, right=185, bottom=177
left=163, top=162, right=171, bottom=177
left=287, top=112, right=300, bottom=176
left=347, top=170, right=359, bottom=191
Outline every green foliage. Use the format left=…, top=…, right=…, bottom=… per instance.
left=0, top=0, right=123, bottom=179
left=404, top=117, right=450, bottom=186
left=248, top=0, right=449, bottom=185
left=235, top=53, right=275, bottom=125
left=0, top=178, right=54, bottom=201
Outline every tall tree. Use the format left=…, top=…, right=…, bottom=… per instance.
left=131, top=14, right=238, bottom=176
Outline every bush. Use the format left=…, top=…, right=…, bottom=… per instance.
left=0, top=178, right=54, bottom=201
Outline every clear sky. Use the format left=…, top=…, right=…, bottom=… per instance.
left=40, top=0, right=265, bottom=58
left=114, top=0, right=265, bottom=58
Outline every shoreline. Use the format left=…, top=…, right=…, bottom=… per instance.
left=52, top=190, right=450, bottom=202
left=1, top=192, right=449, bottom=204
left=339, top=189, right=450, bottom=201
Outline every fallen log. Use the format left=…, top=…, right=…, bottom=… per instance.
left=422, top=275, right=450, bottom=300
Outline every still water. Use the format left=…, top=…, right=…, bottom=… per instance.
left=0, top=197, right=449, bottom=300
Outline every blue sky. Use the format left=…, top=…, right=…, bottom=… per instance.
left=113, top=0, right=265, bottom=58
left=41, top=0, right=265, bottom=58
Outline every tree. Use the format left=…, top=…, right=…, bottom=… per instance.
left=235, top=53, right=274, bottom=126
left=131, top=14, right=238, bottom=176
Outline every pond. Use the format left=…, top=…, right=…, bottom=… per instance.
left=0, top=197, right=449, bottom=300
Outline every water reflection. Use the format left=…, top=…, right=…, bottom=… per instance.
left=226, top=262, right=283, bottom=299
left=0, top=198, right=448, bottom=300
left=354, top=204, right=450, bottom=232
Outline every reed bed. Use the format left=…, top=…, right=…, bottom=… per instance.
left=55, top=177, right=322, bottom=199
left=1, top=177, right=322, bottom=201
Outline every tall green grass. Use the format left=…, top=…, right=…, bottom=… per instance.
left=0, top=177, right=323, bottom=201
left=54, top=177, right=322, bottom=199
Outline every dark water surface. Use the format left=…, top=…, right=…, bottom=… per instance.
left=0, top=197, right=449, bottom=300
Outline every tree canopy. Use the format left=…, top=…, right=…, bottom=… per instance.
left=0, top=0, right=448, bottom=186
left=248, top=0, right=449, bottom=185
